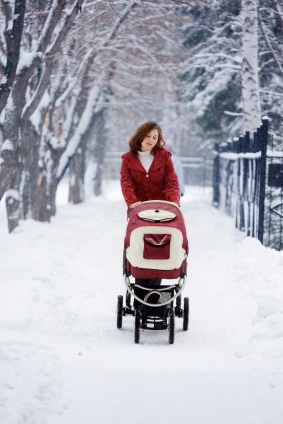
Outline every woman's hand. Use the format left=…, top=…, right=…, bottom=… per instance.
left=129, top=201, right=142, bottom=209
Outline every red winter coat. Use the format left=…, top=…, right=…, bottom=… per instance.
left=120, top=149, right=180, bottom=208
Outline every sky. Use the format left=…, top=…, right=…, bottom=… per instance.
left=1, top=180, right=283, bottom=424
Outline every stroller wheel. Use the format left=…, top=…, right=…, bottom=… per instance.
left=134, top=308, right=141, bottom=344
left=168, top=308, right=175, bottom=344
left=126, top=290, right=131, bottom=308
left=176, top=294, right=182, bottom=317
left=183, top=297, right=189, bottom=331
left=117, top=295, right=123, bottom=329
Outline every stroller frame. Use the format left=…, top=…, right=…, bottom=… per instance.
left=117, top=273, right=189, bottom=344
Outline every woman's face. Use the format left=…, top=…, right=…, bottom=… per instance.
left=140, top=128, right=159, bottom=152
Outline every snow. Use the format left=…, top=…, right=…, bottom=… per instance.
left=1, top=139, right=13, bottom=152
left=220, top=151, right=261, bottom=160
left=17, top=51, right=42, bottom=75
left=1, top=181, right=283, bottom=424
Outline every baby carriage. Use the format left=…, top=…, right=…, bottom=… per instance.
left=116, top=200, right=189, bottom=344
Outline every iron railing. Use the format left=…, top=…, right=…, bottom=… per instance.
left=213, top=118, right=283, bottom=250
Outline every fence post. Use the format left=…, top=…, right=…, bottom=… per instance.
left=213, top=144, right=220, bottom=206
left=258, top=117, right=269, bottom=244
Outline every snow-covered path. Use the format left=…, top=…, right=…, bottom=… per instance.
left=1, top=183, right=283, bottom=424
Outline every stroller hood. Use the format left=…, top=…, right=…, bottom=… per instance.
left=124, top=201, right=188, bottom=279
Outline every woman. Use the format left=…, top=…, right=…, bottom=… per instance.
left=120, top=121, right=180, bottom=213
left=120, top=121, right=180, bottom=300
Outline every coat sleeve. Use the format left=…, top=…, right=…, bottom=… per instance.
left=120, top=156, right=139, bottom=206
left=163, top=154, right=180, bottom=206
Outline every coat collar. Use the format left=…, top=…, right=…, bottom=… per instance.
left=121, top=149, right=169, bottom=172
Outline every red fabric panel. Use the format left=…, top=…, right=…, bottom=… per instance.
left=143, top=234, right=171, bottom=259
left=128, top=263, right=186, bottom=279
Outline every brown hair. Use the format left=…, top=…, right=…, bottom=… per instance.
left=128, top=121, right=165, bottom=155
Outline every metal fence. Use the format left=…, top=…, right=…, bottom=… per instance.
left=180, top=157, right=213, bottom=187
left=102, top=152, right=213, bottom=188
left=213, top=118, right=283, bottom=250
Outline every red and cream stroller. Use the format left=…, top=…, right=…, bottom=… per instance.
left=117, top=200, right=189, bottom=344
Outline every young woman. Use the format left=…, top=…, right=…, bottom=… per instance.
left=120, top=121, right=180, bottom=298
left=120, top=121, right=180, bottom=214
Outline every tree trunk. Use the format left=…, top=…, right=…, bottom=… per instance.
left=20, top=120, right=41, bottom=219
left=93, top=108, right=107, bottom=196
left=5, top=174, right=20, bottom=233
left=33, top=141, right=63, bottom=222
left=68, top=142, right=86, bottom=204
left=0, top=103, right=22, bottom=230
left=0, top=0, right=26, bottom=114
left=241, top=0, right=261, bottom=135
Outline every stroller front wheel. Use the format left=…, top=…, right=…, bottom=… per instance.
left=168, top=309, right=175, bottom=344
left=117, top=295, right=123, bottom=329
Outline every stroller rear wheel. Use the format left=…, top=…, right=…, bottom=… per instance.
left=183, top=297, right=189, bottom=331
left=117, top=295, right=123, bottom=329
left=134, top=308, right=141, bottom=343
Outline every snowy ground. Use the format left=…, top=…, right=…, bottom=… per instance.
left=1, top=181, right=283, bottom=424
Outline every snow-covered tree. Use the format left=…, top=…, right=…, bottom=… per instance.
left=0, top=0, right=203, bottom=232
left=259, top=0, right=283, bottom=131
left=58, top=0, right=186, bottom=197
left=179, top=1, right=243, bottom=143
left=241, top=0, right=261, bottom=134
left=0, top=0, right=85, bottom=230
left=179, top=0, right=283, bottom=142
left=0, top=0, right=26, bottom=114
